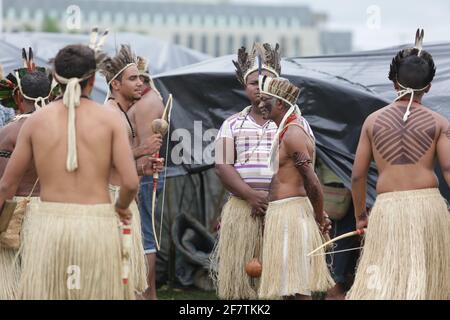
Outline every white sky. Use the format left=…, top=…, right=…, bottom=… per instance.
left=235, top=0, right=450, bottom=51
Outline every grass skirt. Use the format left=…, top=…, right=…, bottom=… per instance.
left=209, top=196, right=264, bottom=299
left=347, top=188, right=450, bottom=300
left=109, top=185, right=148, bottom=294
left=0, top=196, right=37, bottom=300
left=18, top=201, right=133, bottom=300
left=259, top=197, right=335, bottom=299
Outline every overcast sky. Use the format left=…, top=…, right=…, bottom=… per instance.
left=236, top=0, right=450, bottom=51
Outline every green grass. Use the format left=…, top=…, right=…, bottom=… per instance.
left=157, top=285, right=218, bottom=300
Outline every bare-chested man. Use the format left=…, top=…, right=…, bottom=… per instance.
left=128, top=56, right=164, bottom=300
left=0, top=67, right=51, bottom=300
left=0, top=44, right=139, bottom=299
left=257, top=75, right=334, bottom=300
left=348, top=30, right=450, bottom=300
left=99, top=45, right=163, bottom=297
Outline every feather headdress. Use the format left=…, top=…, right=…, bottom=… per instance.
left=388, top=28, right=436, bottom=121
left=233, top=43, right=281, bottom=85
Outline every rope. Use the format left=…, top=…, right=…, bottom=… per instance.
left=395, top=81, right=429, bottom=122
left=15, top=71, right=50, bottom=110
left=53, top=71, right=94, bottom=172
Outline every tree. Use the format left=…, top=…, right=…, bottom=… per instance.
left=41, top=15, right=60, bottom=33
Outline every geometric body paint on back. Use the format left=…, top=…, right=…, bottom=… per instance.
left=373, top=106, right=436, bottom=165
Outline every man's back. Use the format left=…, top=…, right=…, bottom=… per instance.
left=26, top=99, right=127, bottom=204
left=365, top=101, right=449, bottom=193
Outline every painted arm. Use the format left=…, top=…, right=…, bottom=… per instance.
left=285, top=128, right=324, bottom=221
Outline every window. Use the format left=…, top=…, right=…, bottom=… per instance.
left=140, top=13, right=150, bottom=26
left=173, top=33, right=181, bottom=45
left=7, top=8, right=16, bottom=20
left=153, top=14, right=163, bottom=26
left=34, top=9, right=44, bottom=22
left=280, top=36, right=287, bottom=56
left=294, top=37, right=301, bottom=56
left=227, top=35, right=234, bottom=54
left=187, top=34, right=194, bottom=49
left=102, top=12, right=112, bottom=24
left=241, top=35, right=248, bottom=49
left=115, top=12, right=125, bottom=26
left=201, top=34, right=208, bottom=53
left=21, top=8, right=31, bottom=20
left=214, top=35, right=221, bottom=57
left=89, top=11, right=98, bottom=25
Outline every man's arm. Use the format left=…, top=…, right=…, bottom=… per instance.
left=285, top=128, right=324, bottom=222
left=132, top=92, right=164, bottom=159
left=436, top=118, right=450, bottom=187
left=351, top=119, right=373, bottom=229
left=110, top=113, right=140, bottom=225
left=215, top=136, right=268, bottom=216
left=0, top=120, right=33, bottom=210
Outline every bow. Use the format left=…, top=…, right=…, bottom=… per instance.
left=307, top=228, right=366, bottom=257
left=150, top=94, right=173, bottom=251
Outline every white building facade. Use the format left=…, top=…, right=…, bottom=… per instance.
left=1, top=0, right=352, bottom=57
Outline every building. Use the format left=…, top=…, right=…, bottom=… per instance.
left=1, top=0, right=353, bottom=57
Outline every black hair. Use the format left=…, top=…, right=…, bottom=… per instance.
left=54, top=44, right=96, bottom=90
left=389, top=48, right=436, bottom=89
left=20, top=71, right=51, bottom=100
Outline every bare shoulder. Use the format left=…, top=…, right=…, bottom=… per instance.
left=134, top=90, right=164, bottom=117
left=283, top=122, right=310, bottom=151
left=430, top=111, right=450, bottom=137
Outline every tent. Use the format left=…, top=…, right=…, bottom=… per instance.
left=0, top=31, right=210, bottom=101
left=154, top=43, right=450, bottom=204
left=151, top=43, right=450, bottom=288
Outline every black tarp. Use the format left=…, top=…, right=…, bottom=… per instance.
left=154, top=43, right=450, bottom=204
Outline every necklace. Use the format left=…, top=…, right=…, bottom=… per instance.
left=235, top=107, right=272, bottom=165
left=108, top=97, right=136, bottom=139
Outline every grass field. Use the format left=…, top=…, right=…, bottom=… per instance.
left=157, top=285, right=218, bottom=300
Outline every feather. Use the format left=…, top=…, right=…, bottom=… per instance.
left=89, top=27, right=99, bottom=50
left=29, top=47, right=36, bottom=72
left=22, top=48, right=28, bottom=69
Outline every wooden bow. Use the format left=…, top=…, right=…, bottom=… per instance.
left=307, top=228, right=366, bottom=257
left=150, top=94, right=173, bottom=251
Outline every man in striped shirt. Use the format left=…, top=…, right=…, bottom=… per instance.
left=210, top=43, right=281, bottom=300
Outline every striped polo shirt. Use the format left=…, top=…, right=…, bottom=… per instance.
left=216, top=107, right=277, bottom=191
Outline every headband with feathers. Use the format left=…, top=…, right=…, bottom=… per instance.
left=388, top=28, right=436, bottom=121
left=233, top=42, right=281, bottom=86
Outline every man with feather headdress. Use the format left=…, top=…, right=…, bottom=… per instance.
left=126, top=55, right=165, bottom=300
left=210, top=43, right=281, bottom=300
left=99, top=44, right=164, bottom=298
left=348, top=29, right=450, bottom=300
left=0, top=48, right=51, bottom=300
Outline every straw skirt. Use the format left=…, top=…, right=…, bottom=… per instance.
left=210, top=196, right=264, bottom=300
left=0, top=196, right=37, bottom=300
left=109, top=185, right=148, bottom=294
left=259, top=197, right=335, bottom=299
left=347, top=188, right=450, bottom=300
left=18, top=201, right=132, bottom=300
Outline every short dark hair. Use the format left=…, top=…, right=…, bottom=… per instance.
left=54, top=44, right=96, bottom=90
left=20, top=71, right=51, bottom=100
left=389, top=49, right=436, bottom=89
